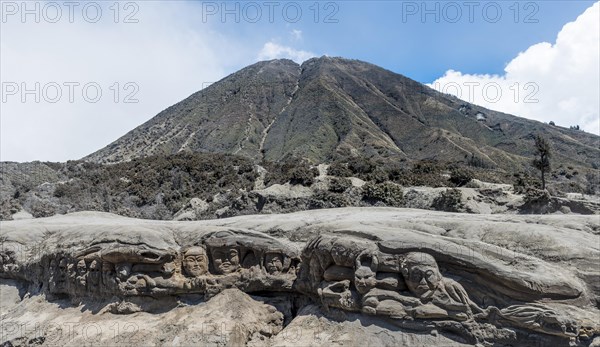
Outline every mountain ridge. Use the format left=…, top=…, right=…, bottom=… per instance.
left=84, top=56, right=599, bottom=173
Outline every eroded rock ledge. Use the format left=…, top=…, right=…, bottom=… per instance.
left=1, top=208, right=599, bottom=346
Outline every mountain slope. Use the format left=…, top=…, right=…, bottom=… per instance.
left=84, top=57, right=599, bottom=172
left=86, top=59, right=300, bottom=163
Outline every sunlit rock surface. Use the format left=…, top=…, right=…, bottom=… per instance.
left=1, top=208, right=599, bottom=346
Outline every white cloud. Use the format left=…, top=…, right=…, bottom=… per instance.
left=258, top=41, right=315, bottom=63
left=0, top=2, right=253, bottom=162
left=291, top=29, right=303, bottom=41
left=0, top=1, right=318, bottom=162
left=429, top=2, right=599, bottom=134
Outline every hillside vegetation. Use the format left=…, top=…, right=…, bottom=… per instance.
left=2, top=152, right=598, bottom=220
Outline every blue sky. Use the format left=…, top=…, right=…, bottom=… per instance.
left=1, top=1, right=598, bottom=162
left=198, top=0, right=596, bottom=81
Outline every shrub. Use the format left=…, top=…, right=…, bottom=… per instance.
left=431, top=188, right=463, bottom=212
left=53, top=183, right=68, bottom=198
left=407, top=160, right=448, bottom=187
left=523, top=188, right=550, bottom=204
left=327, top=162, right=352, bottom=177
left=329, top=158, right=451, bottom=187
left=29, top=199, right=57, bottom=218
left=263, top=156, right=317, bottom=187
left=513, top=173, right=540, bottom=194
left=329, top=177, right=352, bottom=193
left=0, top=199, right=21, bottom=220
left=362, top=182, right=403, bottom=207
left=520, top=188, right=552, bottom=214
left=467, top=154, right=488, bottom=169
left=367, top=167, right=389, bottom=183
left=288, top=165, right=318, bottom=186
left=449, top=167, right=474, bottom=187
left=411, top=160, right=441, bottom=175
left=348, top=157, right=376, bottom=176
left=310, top=190, right=350, bottom=209
left=585, top=172, right=599, bottom=195
left=384, top=162, right=407, bottom=182
left=43, top=152, right=258, bottom=218
left=532, top=134, right=552, bottom=190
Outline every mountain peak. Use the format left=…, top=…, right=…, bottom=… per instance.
left=84, top=58, right=599, bottom=172
left=254, top=58, right=299, bottom=68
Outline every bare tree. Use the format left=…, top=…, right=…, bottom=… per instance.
left=532, top=134, right=551, bottom=190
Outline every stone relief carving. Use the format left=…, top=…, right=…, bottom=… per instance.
left=2, top=229, right=596, bottom=345
left=297, top=234, right=587, bottom=344
left=264, top=252, right=284, bottom=275
left=37, top=230, right=300, bottom=300
left=210, top=246, right=240, bottom=275
left=399, top=252, right=484, bottom=320
left=182, top=246, right=208, bottom=277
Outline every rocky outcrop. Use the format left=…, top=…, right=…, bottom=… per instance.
left=299, top=234, right=591, bottom=345
left=1, top=208, right=599, bottom=346
left=2, top=227, right=300, bottom=301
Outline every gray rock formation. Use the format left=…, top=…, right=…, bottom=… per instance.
left=7, top=228, right=299, bottom=301
left=299, top=234, right=590, bottom=345
left=1, top=208, right=599, bottom=346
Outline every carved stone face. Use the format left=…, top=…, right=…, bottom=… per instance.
left=89, top=260, right=101, bottom=285
left=183, top=247, right=208, bottom=277
left=75, top=260, right=87, bottom=286
left=406, top=265, right=440, bottom=296
left=330, top=244, right=348, bottom=265
left=48, top=258, right=68, bottom=292
left=211, top=247, right=239, bottom=274
left=102, top=262, right=117, bottom=288
left=354, top=266, right=377, bottom=294
left=49, top=259, right=57, bottom=275
left=115, top=263, right=132, bottom=280
left=265, top=253, right=284, bottom=275
left=57, top=258, right=68, bottom=283
left=403, top=253, right=442, bottom=297
left=58, top=258, right=67, bottom=271
left=76, top=260, right=87, bottom=276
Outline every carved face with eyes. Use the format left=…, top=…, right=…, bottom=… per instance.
left=403, top=253, right=442, bottom=297
left=49, top=259, right=57, bottom=275
left=88, top=260, right=101, bottom=285
left=115, top=263, right=132, bottom=280
left=76, top=260, right=87, bottom=277
left=57, top=258, right=68, bottom=282
left=354, top=266, right=377, bottom=295
left=211, top=247, right=240, bottom=275
left=183, top=247, right=208, bottom=277
left=101, top=262, right=116, bottom=286
left=265, top=253, right=284, bottom=275
left=49, top=258, right=68, bottom=292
